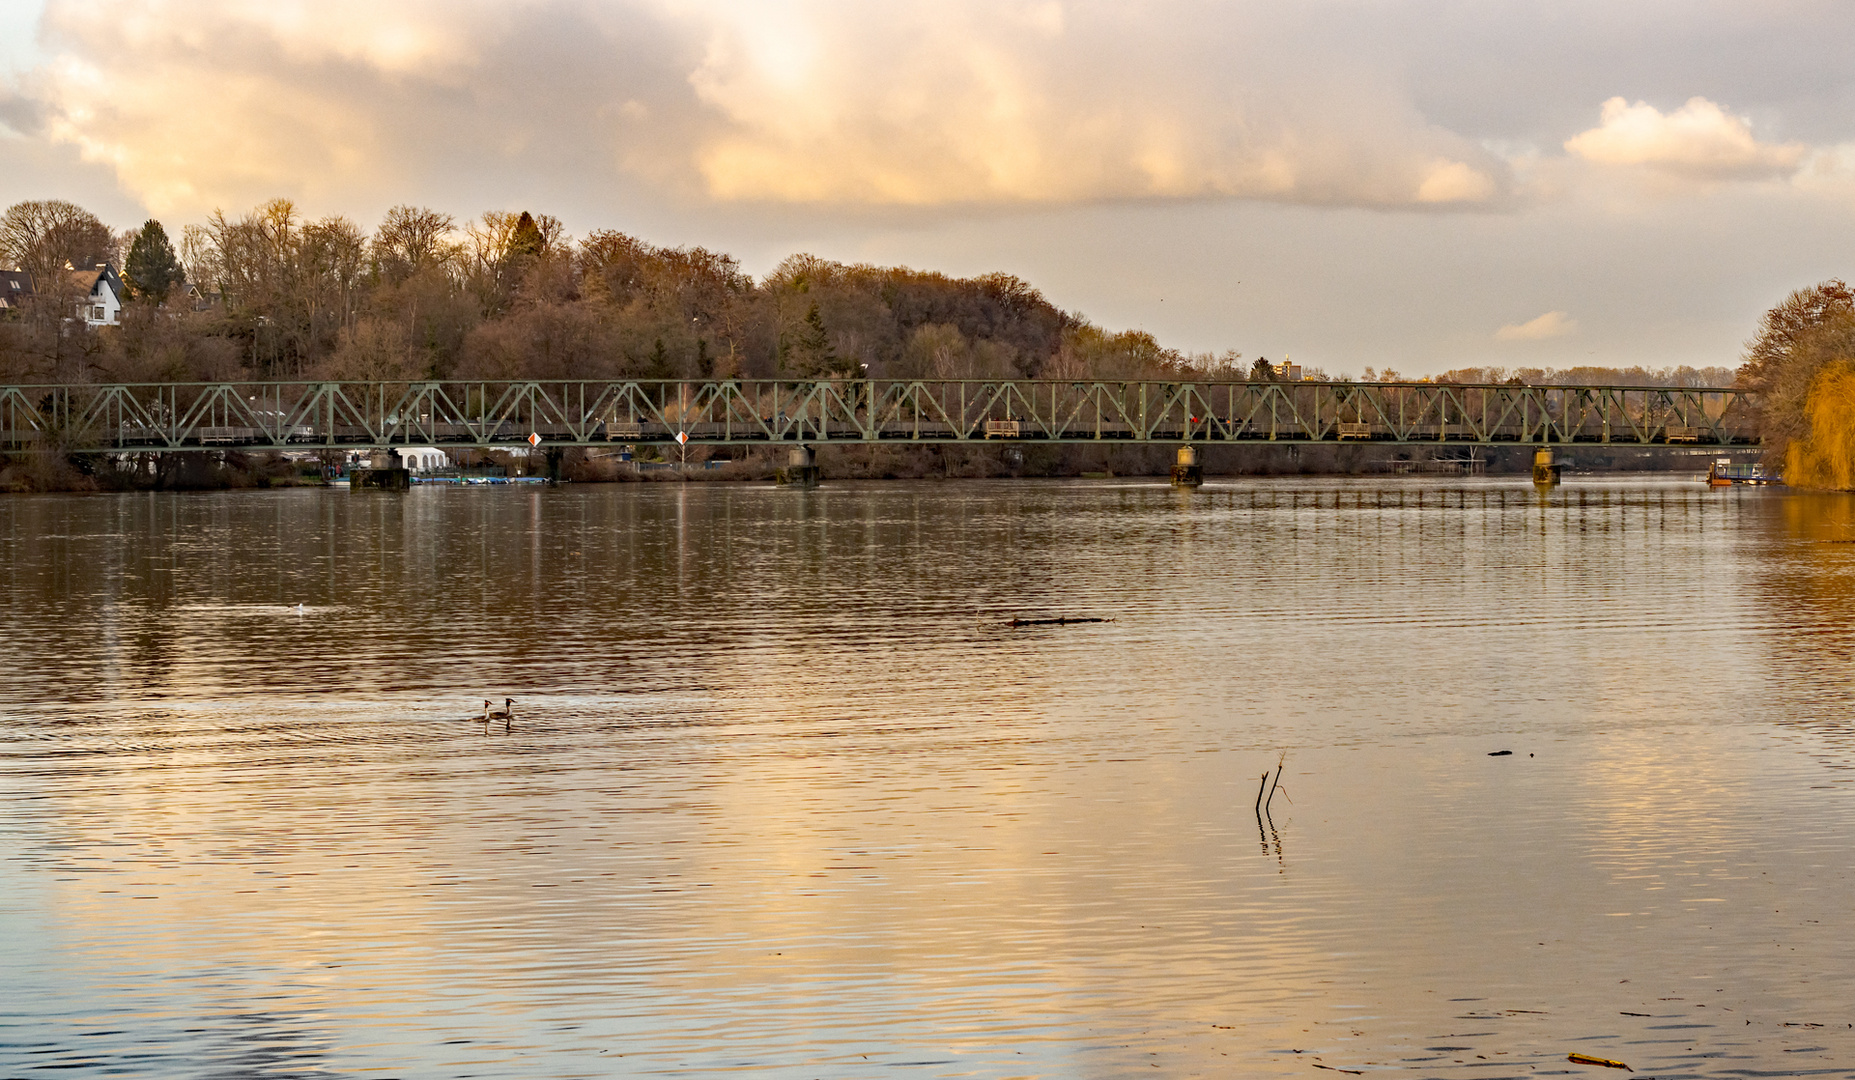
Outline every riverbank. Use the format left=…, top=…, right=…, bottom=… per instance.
left=2, top=441, right=1757, bottom=492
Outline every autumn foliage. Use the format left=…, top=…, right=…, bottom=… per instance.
left=0, top=198, right=1213, bottom=388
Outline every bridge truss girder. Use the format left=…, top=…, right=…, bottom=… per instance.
left=0, top=379, right=1760, bottom=453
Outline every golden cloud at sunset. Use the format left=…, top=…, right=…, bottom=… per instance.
left=678, top=2, right=1504, bottom=207
left=1495, top=310, right=1576, bottom=342
left=15, top=0, right=1510, bottom=214
left=1564, top=96, right=1806, bottom=180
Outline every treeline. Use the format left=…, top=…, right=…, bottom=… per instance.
left=1424, top=364, right=1736, bottom=387
left=0, top=198, right=1223, bottom=387
left=1737, top=280, right=1855, bottom=488
left=2, top=196, right=1769, bottom=398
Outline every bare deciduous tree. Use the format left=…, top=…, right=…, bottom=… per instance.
left=371, top=206, right=457, bottom=283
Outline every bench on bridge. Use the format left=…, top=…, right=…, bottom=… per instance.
left=606, top=422, right=643, bottom=440
left=1665, top=426, right=1700, bottom=444
left=1336, top=422, right=1373, bottom=441
left=984, top=419, right=1021, bottom=438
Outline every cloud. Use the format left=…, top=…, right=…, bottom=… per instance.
left=1563, top=96, right=1805, bottom=180
left=1495, top=310, right=1576, bottom=341
left=677, top=2, right=1506, bottom=208
left=1416, top=159, right=1498, bottom=204
left=4, top=0, right=1512, bottom=216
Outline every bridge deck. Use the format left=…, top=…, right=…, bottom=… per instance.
left=0, top=378, right=1759, bottom=453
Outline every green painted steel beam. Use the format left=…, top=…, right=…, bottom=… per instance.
left=0, top=378, right=1762, bottom=453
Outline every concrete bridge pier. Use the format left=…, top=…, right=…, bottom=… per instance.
left=1170, top=445, right=1204, bottom=488
left=1532, top=446, right=1562, bottom=487
left=776, top=444, right=821, bottom=488
left=351, top=449, right=410, bottom=490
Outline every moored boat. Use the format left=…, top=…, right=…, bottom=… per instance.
left=1707, top=458, right=1781, bottom=486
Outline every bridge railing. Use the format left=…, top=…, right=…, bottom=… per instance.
left=0, top=378, right=1760, bottom=452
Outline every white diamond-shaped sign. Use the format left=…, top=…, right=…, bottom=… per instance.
left=676, top=431, right=688, bottom=445
left=528, top=432, right=541, bottom=447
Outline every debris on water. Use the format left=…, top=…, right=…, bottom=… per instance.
left=1567, top=1052, right=1632, bottom=1070
left=1620, top=1011, right=1651, bottom=1017
left=1488, top=750, right=1513, bottom=756
left=1007, top=616, right=1113, bottom=627
left=1311, top=1066, right=1364, bottom=1075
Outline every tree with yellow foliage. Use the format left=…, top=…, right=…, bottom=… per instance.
left=1737, top=281, right=1855, bottom=487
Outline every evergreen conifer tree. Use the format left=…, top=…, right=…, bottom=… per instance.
left=124, top=219, right=184, bottom=300
left=791, top=301, right=835, bottom=376
left=510, top=212, right=544, bottom=260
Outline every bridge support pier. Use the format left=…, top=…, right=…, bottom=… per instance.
left=351, top=449, right=410, bottom=491
left=1170, top=445, right=1203, bottom=488
left=775, top=444, right=821, bottom=488
left=1532, top=446, right=1561, bottom=487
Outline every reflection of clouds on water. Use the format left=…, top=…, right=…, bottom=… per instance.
left=6, top=480, right=1855, bottom=1075
left=7, top=1000, right=341, bottom=1076
left=1739, top=490, right=1855, bottom=764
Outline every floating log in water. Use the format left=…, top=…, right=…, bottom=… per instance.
left=1006, top=617, right=1114, bottom=627
left=1567, top=1052, right=1632, bottom=1070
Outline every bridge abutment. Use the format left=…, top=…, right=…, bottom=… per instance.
left=1170, top=445, right=1204, bottom=488
left=1532, top=446, right=1562, bottom=486
left=350, top=449, right=410, bottom=491
left=776, top=444, right=821, bottom=488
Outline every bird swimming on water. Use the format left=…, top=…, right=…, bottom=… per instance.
left=483, top=698, right=514, bottom=731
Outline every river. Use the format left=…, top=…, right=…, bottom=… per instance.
left=3, top=477, right=1853, bottom=1078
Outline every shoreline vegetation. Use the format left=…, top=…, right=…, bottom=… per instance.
left=0, top=442, right=1731, bottom=495
left=1, top=197, right=1844, bottom=492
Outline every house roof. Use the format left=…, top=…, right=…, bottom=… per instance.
left=0, top=270, right=31, bottom=311
left=68, top=263, right=121, bottom=298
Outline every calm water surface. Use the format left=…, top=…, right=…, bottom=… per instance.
left=3, top=477, right=1855, bottom=1078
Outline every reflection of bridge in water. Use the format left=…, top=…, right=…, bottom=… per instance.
left=0, top=378, right=1760, bottom=453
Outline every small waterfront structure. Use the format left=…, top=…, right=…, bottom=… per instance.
left=396, top=446, right=451, bottom=473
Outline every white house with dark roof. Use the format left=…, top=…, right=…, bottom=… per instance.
left=68, top=263, right=124, bottom=326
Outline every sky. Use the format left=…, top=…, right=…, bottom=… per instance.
left=2, top=0, right=1853, bottom=376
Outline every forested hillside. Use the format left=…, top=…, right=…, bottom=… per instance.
left=1, top=197, right=1745, bottom=391
left=0, top=198, right=1212, bottom=387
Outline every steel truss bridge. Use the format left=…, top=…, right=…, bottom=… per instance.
left=0, top=378, right=1759, bottom=454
